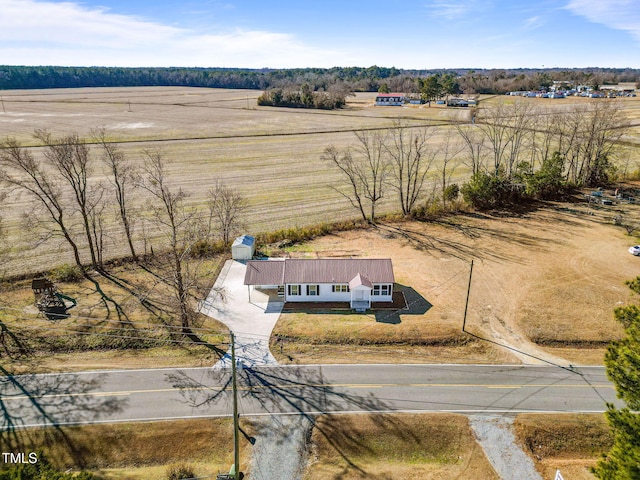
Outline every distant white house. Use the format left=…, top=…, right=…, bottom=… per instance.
left=244, top=258, right=395, bottom=311
left=375, top=93, right=405, bottom=106
left=232, top=235, right=255, bottom=260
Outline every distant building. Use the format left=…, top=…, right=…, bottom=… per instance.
left=446, top=98, right=469, bottom=107
left=375, top=93, right=405, bottom=106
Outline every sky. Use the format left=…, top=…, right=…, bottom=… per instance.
left=1, top=0, right=640, bottom=69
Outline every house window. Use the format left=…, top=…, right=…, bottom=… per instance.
left=373, top=284, right=391, bottom=296
left=288, top=285, right=301, bottom=296
left=332, top=285, right=350, bottom=293
left=307, top=285, right=320, bottom=296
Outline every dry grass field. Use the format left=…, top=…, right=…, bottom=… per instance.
left=273, top=197, right=640, bottom=366
left=1, top=87, right=640, bottom=277
left=0, top=418, right=249, bottom=479
left=0, top=256, right=229, bottom=373
left=303, top=413, right=498, bottom=480
left=514, top=414, right=613, bottom=480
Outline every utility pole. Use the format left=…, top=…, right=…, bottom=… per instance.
left=0, top=96, right=5, bottom=114
left=230, top=333, right=241, bottom=480
left=462, top=260, right=474, bottom=332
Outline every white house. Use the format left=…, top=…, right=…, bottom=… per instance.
left=232, top=235, right=255, bottom=260
left=244, top=258, right=395, bottom=311
left=375, top=94, right=405, bottom=106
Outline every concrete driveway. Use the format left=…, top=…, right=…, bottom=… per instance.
left=199, top=260, right=283, bottom=368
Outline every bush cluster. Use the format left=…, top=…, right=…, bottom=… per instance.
left=460, top=152, right=577, bottom=210
left=48, top=264, right=84, bottom=283
left=257, top=83, right=348, bottom=110
left=165, top=463, right=196, bottom=480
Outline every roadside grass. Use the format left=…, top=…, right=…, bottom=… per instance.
left=514, top=414, right=613, bottom=480
left=0, top=255, right=229, bottom=373
left=303, top=413, right=499, bottom=479
left=0, top=418, right=251, bottom=478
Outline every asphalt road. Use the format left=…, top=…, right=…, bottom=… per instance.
left=0, top=364, right=621, bottom=429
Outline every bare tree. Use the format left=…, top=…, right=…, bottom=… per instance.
left=576, top=100, right=627, bottom=185
left=323, top=130, right=390, bottom=224
left=92, top=127, right=138, bottom=261
left=34, top=130, right=102, bottom=270
left=138, top=150, right=209, bottom=334
left=0, top=138, right=84, bottom=269
left=475, top=101, right=534, bottom=178
left=322, top=146, right=368, bottom=222
left=438, top=128, right=464, bottom=204
left=455, top=123, right=488, bottom=175
left=207, top=181, right=247, bottom=245
left=352, top=130, right=389, bottom=222
left=385, top=121, right=436, bottom=215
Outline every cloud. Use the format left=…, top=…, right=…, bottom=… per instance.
left=427, top=0, right=487, bottom=19
left=523, top=16, right=543, bottom=29
left=564, top=0, right=640, bottom=41
left=0, top=0, right=340, bottom=67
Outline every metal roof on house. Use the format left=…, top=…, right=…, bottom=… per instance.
left=349, top=273, right=373, bottom=289
left=244, top=258, right=394, bottom=285
left=244, top=259, right=285, bottom=285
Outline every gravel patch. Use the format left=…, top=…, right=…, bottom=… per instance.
left=469, top=414, right=542, bottom=480
left=248, top=414, right=314, bottom=480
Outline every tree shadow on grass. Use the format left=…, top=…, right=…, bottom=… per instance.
left=0, top=366, right=126, bottom=468
left=166, top=365, right=424, bottom=478
left=377, top=220, right=545, bottom=264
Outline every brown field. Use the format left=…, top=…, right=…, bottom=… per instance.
left=1, top=87, right=640, bottom=277
left=274, top=198, right=640, bottom=366
left=0, top=418, right=249, bottom=479
left=514, top=413, right=613, bottom=480
left=303, top=413, right=498, bottom=479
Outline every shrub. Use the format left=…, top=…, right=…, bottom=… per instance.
left=443, top=183, right=459, bottom=203
left=461, top=172, right=527, bottom=210
left=166, top=463, right=196, bottom=480
left=191, top=239, right=226, bottom=258
left=49, top=263, right=84, bottom=283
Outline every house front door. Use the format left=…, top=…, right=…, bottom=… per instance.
left=355, top=290, right=364, bottom=300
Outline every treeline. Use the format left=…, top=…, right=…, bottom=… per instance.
left=257, top=83, right=352, bottom=109
left=1, top=65, right=639, bottom=94
left=325, top=99, right=631, bottom=223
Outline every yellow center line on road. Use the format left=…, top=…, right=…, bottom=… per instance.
left=0, top=383, right=614, bottom=401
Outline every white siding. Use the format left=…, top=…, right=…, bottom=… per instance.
left=371, top=283, right=393, bottom=302
left=285, top=283, right=351, bottom=302
left=284, top=283, right=393, bottom=303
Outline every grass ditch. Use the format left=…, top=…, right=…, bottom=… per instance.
left=514, top=414, right=613, bottom=480
left=0, top=418, right=251, bottom=479
left=303, top=413, right=499, bottom=479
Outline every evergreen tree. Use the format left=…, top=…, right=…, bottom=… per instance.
left=593, top=285, right=640, bottom=479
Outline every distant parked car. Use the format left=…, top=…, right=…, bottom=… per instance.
left=629, top=246, right=640, bottom=256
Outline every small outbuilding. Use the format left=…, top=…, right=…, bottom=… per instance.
left=232, top=235, right=255, bottom=260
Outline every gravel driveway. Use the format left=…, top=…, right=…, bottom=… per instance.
left=469, top=414, right=542, bottom=480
